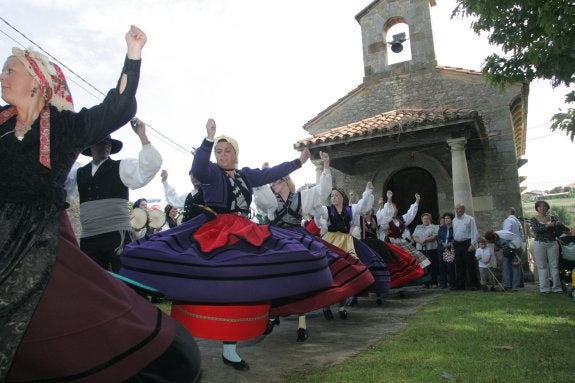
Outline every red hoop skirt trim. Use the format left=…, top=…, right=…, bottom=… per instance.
left=270, top=238, right=374, bottom=316
left=171, top=301, right=271, bottom=341
left=385, top=242, right=425, bottom=288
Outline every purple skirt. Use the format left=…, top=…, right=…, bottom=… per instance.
left=120, top=214, right=333, bottom=304
left=352, top=237, right=391, bottom=294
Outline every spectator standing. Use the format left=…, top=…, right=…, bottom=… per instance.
left=501, top=207, right=525, bottom=290
left=437, top=212, right=456, bottom=289
left=412, top=213, right=439, bottom=287
left=452, top=203, right=480, bottom=290
left=529, top=200, right=569, bottom=294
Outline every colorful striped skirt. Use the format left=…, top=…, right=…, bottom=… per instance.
left=120, top=214, right=333, bottom=304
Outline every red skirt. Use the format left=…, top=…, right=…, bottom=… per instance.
left=269, top=236, right=374, bottom=316
left=385, top=242, right=425, bottom=288
left=171, top=301, right=271, bottom=341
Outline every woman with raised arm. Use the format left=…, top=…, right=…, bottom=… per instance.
left=254, top=151, right=374, bottom=341
left=357, top=206, right=424, bottom=294
left=377, top=190, right=430, bottom=269
left=0, top=26, right=201, bottom=382
left=311, top=182, right=390, bottom=311
left=121, top=118, right=334, bottom=371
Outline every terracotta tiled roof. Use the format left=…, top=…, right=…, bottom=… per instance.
left=295, top=108, right=479, bottom=149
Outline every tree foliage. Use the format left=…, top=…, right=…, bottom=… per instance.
left=453, top=0, right=575, bottom=141
left=549, top=206, right=573, bottom=226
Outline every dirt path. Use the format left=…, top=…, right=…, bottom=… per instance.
left=194, top=286, right=443, bottom=382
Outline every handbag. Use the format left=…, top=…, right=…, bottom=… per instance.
left=442, top=247, right=455, bottom=263
left=560, top=241, right=575, bottom=261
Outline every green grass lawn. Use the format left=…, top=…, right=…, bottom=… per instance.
left=284, top=286, right=574, bottom=383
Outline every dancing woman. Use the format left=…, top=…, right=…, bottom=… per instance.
left=121, top=118, right=335, bottom=370
left=311, top=182, right=390, bottom=312
left=376, top=190, right=430, bottom=269
left=254, top=152, right=374, bottom=341
left=0, top=26, right=201, bottom=382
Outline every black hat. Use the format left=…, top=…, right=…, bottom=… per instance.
left=81, top=135, right=123, bottom=156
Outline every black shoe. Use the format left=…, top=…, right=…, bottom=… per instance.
left=323, top=308, right=334, bottom=320
left=296, top=328, right=309, bottom=342
left=348, top=296, right=358, bottom=306
left=222, top=356, right=250, bottom=371
left=338, top=309, right=348, bottom=320
left=263, top=317, right=280, bottom=335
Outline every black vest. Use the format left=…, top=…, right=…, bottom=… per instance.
left=77, top=159, right=128, bottom=203
left=327, top=205, right=352, bottom=233
left=272, top=192, right=302, bottom=227
left=182, top=188, right=205, bottom=222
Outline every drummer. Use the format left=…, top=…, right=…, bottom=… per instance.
left=132, top=197, right=160, bottom=238
left=66, top=118, right=162, bottom=272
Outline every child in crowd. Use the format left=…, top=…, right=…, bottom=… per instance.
left=475, top=237, right=496, bottom=291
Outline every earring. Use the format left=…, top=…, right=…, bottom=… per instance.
left=30, top=87, right=37, bottom=97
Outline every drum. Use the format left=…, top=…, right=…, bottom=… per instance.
left=149, top=209, right=166, bottom=229
left=130, top=207, right=148, bottom=230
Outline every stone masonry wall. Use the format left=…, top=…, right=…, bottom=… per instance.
left=306, top=66, right=524, bottom=233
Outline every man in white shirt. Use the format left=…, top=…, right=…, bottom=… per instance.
left=67, top=118, right=162, bottom=272
left=503, top=207, right=524, bottom=239
left=501, top=207, right=525, bottom=290
left=452, top=203, right=480, bottom=290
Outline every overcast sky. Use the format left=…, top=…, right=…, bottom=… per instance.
left=1, top=0, right=573, bottom=204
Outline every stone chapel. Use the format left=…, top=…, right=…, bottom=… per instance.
left=294, top=0, right=528, bottom=234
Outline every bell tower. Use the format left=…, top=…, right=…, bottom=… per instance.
left=355, top=0, right=437, bottom=79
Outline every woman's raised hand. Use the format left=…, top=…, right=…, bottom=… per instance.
left=415, top=193, right=421, bottom=203
left=320, top=151, right=330, bottom=168
left=206, top=118, right=216, bottom=140
left=299, top=148, right=311, bottom=164
left=367, top=181, right=374, bottom=190
left=126, top=25, right=147, bottom=59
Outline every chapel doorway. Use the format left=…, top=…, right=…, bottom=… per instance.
left=384, top=167, right=439, bottom=233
